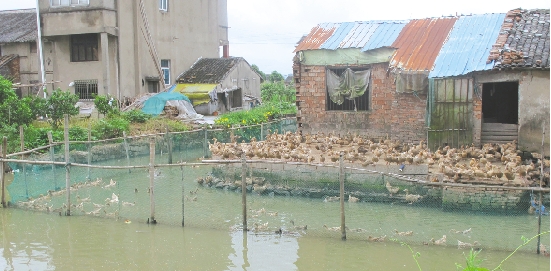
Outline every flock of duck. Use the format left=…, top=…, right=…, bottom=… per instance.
left=209, top=131, right=548, bottom=187
left=15, top=178, right=135, bottom=218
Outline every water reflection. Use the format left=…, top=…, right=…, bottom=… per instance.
left=228, top=230, right=299, bottom=271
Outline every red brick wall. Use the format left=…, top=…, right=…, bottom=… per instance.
left=294, top=61, right=427, bottom=143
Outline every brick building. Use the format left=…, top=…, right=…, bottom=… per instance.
left=293, top=9, right=549, bottom=154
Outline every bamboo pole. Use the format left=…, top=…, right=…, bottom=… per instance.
left=6, top=143, right=59, bottom=157
left=260, top=123, right=264, bottom=141
left=339, top=152, right=346, bottom=240
left=166, top=127, right=173, bottom=164
left=20, top=126, right=28, bottom=199
left=123, top=131, right=131, bottom=173
left=47, top=131, right=56, bottom=190
left=64, top=115, right=71, bottom=216
left=1, top=137, right=6, bottom=208
left=87, top=121, right=92, bottom=179
left=537, top=125, right=545, bottom=254
left=241, top=153, right=247, bottom=231
left=203, top=128, right=208, bottom=158
left=181, top=165, right=185, bottom=227
left=148, top=136, right=156, bottom=224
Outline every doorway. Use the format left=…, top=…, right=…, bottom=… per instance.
left=481, top=82, right=519, bottom=144
left=482, top=82, right=518, bottom=124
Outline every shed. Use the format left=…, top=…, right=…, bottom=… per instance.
left=293, top=8, right=549, bottom=154
left=174, top=57, right=263, bottom=115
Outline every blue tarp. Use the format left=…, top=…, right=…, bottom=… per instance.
left=141, top=88, right=192, bottom=116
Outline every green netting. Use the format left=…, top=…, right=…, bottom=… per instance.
left=4, top=117, right=550, bottom=253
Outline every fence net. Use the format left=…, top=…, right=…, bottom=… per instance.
left=2, top=117, right=549, bottom=254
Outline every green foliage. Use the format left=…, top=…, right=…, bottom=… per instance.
left=46, top=88, right=79, bottom=129
left=261, top=81, right=295, bottom=103
left=23, top=95, right=48, bottom=119
left=93, top=94, right=119, bottom=116
left=0, top=76, right=35, bottom=128
left=267, top=70, right=284, bottom=82
left=251, top=64, right=266, bottom=81
left=456, top=249, right=489, bottom=271
left=92, top=117, right=129, bottom=139
left=122, top=109, right=151, bottom=123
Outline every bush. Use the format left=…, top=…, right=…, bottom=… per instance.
left=46, top=88, right=79, bottom=129
left=122, top=109, right=151, bottom=123
left=92, top=117, right=129, bottom=139
left=93, top=94, right=119, bottom=116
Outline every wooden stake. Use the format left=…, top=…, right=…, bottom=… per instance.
left=64, top=114, right=71, bottom=216
left=47, top=131, right=56, bottom=190
left=123, top=131, right=131, bottom=173
left=1, top=137, right=6, bottom=208
left=149, top=136, right=156, bottom=224
left=340, top=152, right=346, bottom=240
left=242, top=153, right=247, bottom=231
left=20, top=126, right=28, bottom=198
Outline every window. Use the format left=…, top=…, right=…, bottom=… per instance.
left=326, top=67, right=371, bottom=111
left=50, top=0, right=89, bottom=7
left=74, top=79, right=98, bottom=100
left=71, top=34, right=98, bottom=62
left=30, top=42, right=37, bottom=53
left=161, top=60, right=170, bottom=85
left=159, top=0, right=168, bottom=11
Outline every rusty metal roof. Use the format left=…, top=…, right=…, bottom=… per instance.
left=430, top=13, right=506, bottom=77
left=294, top=21, right=408, bottom=53
left=389, top=17, right=457, bottom=71
left=0, top=9, right=37, bottom=43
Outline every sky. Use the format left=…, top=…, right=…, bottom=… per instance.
left=3, top=0, right=550, bottom=76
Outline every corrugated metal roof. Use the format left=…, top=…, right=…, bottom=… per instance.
left=293, top=23, right=339, bottom=52
left=173, top=84, right=217, bottom=106
left=429, top=13, right=506, bottom=77
left=295, top=21, right=408, bottom=52
left=0, top=9, right=37, bottom=43
left=390, top=17, right=457, bottom=71
left=361, top=22, right=408, bottom=51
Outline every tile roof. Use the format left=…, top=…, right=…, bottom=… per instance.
left=429, top=13, right=506, bottom=78
left=390, top=17, right=457, bottom=71
left=0, top=9, right=37, bottom=43
left=491, top=9, right=550, bottom=69
left=293, top=21, right=408, bottom=53
left=175, top=57, right=248, bottom=84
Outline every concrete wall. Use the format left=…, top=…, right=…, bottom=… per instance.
left=38, top=0, right=227, bottom=100
left=2, top=42, right=39, bottom=93
left=221, top=60, right=262, bottom=99
left=294, top=61, right=427, bottom=143
left=474, top=70, right=550, bottom=155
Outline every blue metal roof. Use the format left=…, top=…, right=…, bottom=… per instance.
left=362, top=21, right=408, bottom=51
left=316, top=21, right=408, bottom=51
left=429, top=13, right=506, bottom=78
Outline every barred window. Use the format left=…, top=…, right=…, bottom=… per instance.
left=326, top=67, right=370, bottom=111
left=74, top=79, right=98, bottom=100
left=71, top=34, right=98, bottom=62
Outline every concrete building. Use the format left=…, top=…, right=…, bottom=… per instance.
left=1, top=0, right=228, bottom=103
left=174, top=57, right=263, bottom=115
left=293, top=8, right=549, bottom=154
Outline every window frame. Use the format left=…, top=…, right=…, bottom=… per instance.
left=71, top=34, right=99, bottom=62
left=159, top=0, right=168, bottom=11
left=325, top=67, right=371, bottom=112
left=74, top=79, right=98, bottom=100
left=161, top=60, right=170, bottom=85
left=50, top=0, right=89, bottom=7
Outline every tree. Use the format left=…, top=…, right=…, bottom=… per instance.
left=0, top=75, right=34, bottom=128
left=46, top=88, right=79, bottom=129
left=268, top=71, right=284, bottom=82
left=251, top=64, right=266, bottom=81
